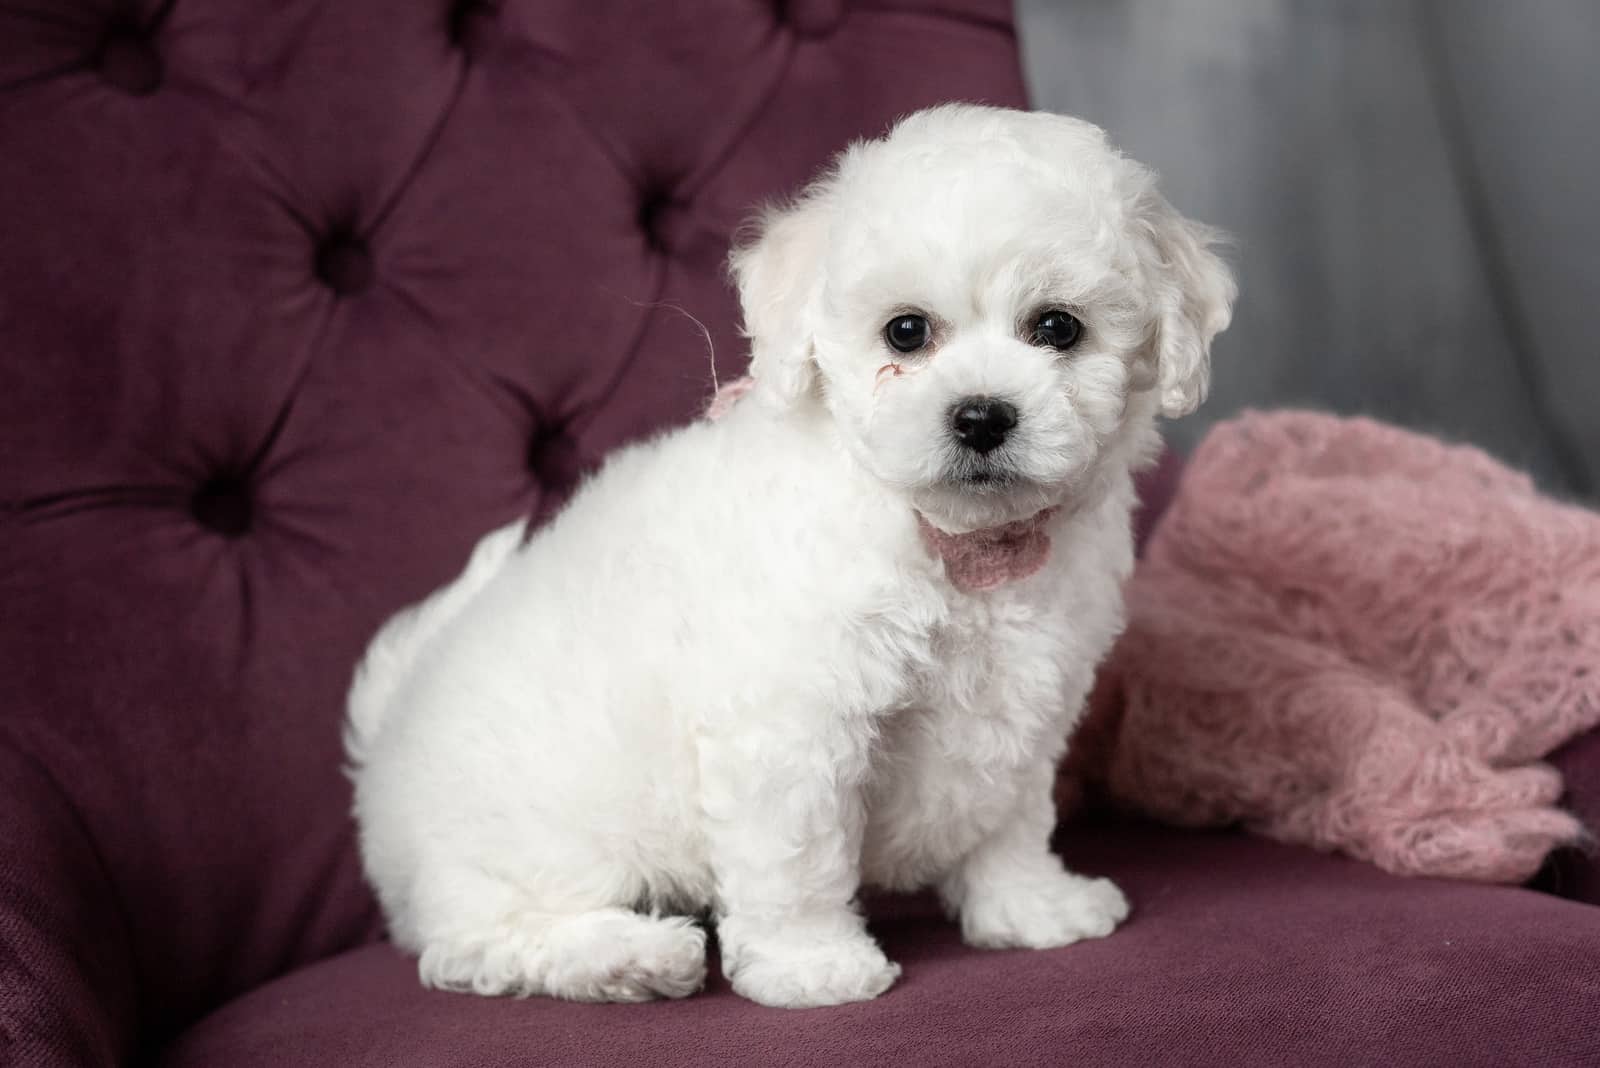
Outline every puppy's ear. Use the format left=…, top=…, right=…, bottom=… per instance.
left=1131, top=189, right=1236, bottom=418
left=729, top=184, right=836, bottom=407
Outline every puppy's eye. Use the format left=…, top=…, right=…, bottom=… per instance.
left=884, top=314, right=931, bottom=354
left=1032, top=310, right=1083, bottom=352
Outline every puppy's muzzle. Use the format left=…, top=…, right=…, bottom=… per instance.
left=949, top=396, right=1018, bottom=455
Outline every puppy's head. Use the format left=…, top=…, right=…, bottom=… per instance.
left=731, top=105, right=1234, bottom=532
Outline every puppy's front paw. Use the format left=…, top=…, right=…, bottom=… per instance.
left=960, top=872, right=1130, bottom=950
left=729, top=936, right=901, bottom=1009
left=720, top=914, right=900, bottom=1008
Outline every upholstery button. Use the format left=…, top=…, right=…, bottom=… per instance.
left=782, top=0, right=845, bottom=39
left=638, top=193, right=726, bottom=271
left=448, top=0, right=496, bottom=55
left=529, top=426, right=581, bottom=503
left=96, top=26, right=163, bottom=96
left=638, top=190, right=676, bottom=254
left=315, top=234, right=374, bottom=297
left=191, top=476, right=253, bottom=537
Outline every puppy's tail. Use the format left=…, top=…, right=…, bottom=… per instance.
left=344, top=519, right=525, bottom=768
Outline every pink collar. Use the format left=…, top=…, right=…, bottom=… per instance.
left=916, top=508, right=1059, bottom=592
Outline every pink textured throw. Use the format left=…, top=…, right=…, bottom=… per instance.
left=1065, top=411, right=1600, bottom=883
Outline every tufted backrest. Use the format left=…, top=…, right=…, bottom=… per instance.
left=0, top=0, right=1026, bottom=1054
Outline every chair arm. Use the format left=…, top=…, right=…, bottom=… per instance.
left=1, top=744, right=139, bottom=1067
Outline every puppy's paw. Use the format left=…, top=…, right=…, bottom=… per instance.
left=960, top=872, right=1129, bottom=950
left=417, top=908, right=706, bottom=1002
left=720, top=915, right=900, bottom=1008
left=729, top=936, right=900, bottom=1008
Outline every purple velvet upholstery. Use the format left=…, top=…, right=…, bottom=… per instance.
left=2, top=1, right=1597, bottom=1065
left=161, top=824, right=1600, bottom=1068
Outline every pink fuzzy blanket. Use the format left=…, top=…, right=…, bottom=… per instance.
left=1063, top=411, right=1600, bottom=883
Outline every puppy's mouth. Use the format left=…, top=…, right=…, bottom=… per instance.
left=940, top=455, right=1021, bottom=494
left=956, top=469, right=1017, bottom=491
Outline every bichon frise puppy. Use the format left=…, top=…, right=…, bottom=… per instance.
left=345, top=105, right=1234, bottom=1009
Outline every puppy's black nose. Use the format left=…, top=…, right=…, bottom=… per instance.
left=950, top=397, right=1018, bottom=454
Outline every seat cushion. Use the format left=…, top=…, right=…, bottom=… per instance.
left=161, top=823, right=1600, bottom=1068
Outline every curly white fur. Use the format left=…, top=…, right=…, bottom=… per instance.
left=346, top=105, right=1234, bottom=1008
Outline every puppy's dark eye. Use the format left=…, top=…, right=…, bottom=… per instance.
left=1032, top=310, right=1083, bottom=352
left=885, top=314, right=931, bottom=353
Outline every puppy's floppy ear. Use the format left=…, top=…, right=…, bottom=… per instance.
left=729, top=182, right=836, bottom=407
left=1131, top=188, right=1237, bottom=418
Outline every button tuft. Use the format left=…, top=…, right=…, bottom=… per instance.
left=529, top=425, right=582, bottom=503
left=191, top=476, right=253, bottom=537
left=448, top=0, right=497, bottom=55
left=315, top=234, right=374, bottom=297
left=638, top=190, right=675, bottom=254
left=96, top=26, right=163, bottom=96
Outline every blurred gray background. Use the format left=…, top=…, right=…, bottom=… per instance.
left=1017, top=0, right=1599, bottom=500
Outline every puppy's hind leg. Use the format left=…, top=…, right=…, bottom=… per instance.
left=408, top=868, right=707, bottom=1002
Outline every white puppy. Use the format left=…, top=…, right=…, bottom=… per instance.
left=346, top=105, right=1234, bottom=1009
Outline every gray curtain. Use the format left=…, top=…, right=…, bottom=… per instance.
left=1019, top=0, right=1600, bottom=499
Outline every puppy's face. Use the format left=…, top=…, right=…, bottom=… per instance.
left=732, top=106, right=1235, bottom=532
